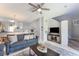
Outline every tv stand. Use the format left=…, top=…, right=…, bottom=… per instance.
left=48, top=33, right=60, bottom=43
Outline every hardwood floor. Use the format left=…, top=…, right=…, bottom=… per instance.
left=69, top=39, right=79, bottom=51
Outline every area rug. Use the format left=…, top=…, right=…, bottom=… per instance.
left=12, top=47, right=37, bottom=56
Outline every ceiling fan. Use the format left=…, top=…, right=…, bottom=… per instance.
left=28, top=3, right=50, bottom=14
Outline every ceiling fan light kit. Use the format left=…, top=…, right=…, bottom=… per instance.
left=9, top=15, right=16, bottom=22
left=28, top=3, right=50, bottom=14
left=9, top=20, right=15, bottom=22
left=37, top=8, right=42, bottom=12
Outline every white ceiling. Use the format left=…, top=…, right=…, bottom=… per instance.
left=0, top=3, right=78, bottom=23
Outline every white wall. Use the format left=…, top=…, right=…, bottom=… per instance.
left=48, top=19, right=60, bottom=32
left=61, top=20, right=68, bottom=46
left=68, top=20, right=73, bottom=39
left=48, top=19, right=60, bottom=27
left=68, top=20, right=79, bottom=40
left=26, top=19, right=40, bottom=37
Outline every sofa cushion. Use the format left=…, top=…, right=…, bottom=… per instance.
left=0, top=44, right=4, bottom=51
left=29, top=35, right=34, bottom=39
left=9, top=44, right=26, bottom=53
left=8, top=40, right=29, bottom=54
left=26, top=38, right=38, bottom=46
left=8, top=35, right=17, bottom=44
left=17, top=34, right=24, bottom=41
left=24, top=35, right=34, bottom=40
left=24, top=35, right=30, bottom=40
left=9, top=40, right=26, bottom=48
left=0, top=52, right=3, bottom=56
left=0, top=44, right=4, bottom=56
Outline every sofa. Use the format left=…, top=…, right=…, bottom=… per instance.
left=0, top=44, right=4, bottom=56
left=6, top=34, right=38, bottom=55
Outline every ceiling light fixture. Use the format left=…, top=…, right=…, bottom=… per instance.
left=10, top=15, right=16, bottom=22
left=10, top=20, right=15, bottom=22
left=37, top=8, right=42, bottom=12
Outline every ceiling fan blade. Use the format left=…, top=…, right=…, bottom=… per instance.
left=40, top=3, right=44, bottom=7
left=32, top=9, right=38, bottom=12
left=28, top=3, right=38, bottom=8
left=41, top=8, right=50, bottom=10
left=37, top=4, right=41, bottom=8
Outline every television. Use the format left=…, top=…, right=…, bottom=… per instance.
left=50, top=27, right=59, bottom=33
